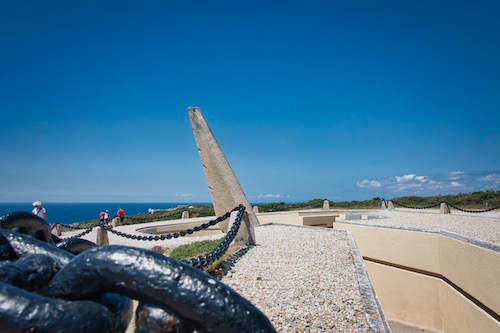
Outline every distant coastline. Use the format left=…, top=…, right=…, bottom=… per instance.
left=0, top=202, right=207, bottom=224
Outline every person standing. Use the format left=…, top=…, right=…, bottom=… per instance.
left=32, top=201, right=47, bottom=220
left=104, top=210, right=110, bottom=223
left=99, top=210, right=106, bottom=223
left=117, top=207, right=125, bottom=223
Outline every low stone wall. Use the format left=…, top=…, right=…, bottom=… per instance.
left=256, top=210, right=339, bottom=227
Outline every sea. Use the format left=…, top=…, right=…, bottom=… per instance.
left=0, top=202, right=199, bottom=224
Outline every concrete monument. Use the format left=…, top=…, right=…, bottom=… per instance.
left=440, top=202, right=451, bottom=214
left=188, top=107, right=257, bottom=246
left=323, top=200, right=330, bottom=210
left=182, top=211, right=189, bottom=219
left=381, top=200, right=388, bottom=209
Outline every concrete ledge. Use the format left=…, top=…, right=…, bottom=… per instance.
left=347, top=234, right=391, bottom=332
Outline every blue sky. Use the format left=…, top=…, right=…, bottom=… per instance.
left=1, top=1, right=499, bottom=203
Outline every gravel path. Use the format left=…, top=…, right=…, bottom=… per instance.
left=340, top=209, right=500, bottom=244
left=222, top=225, right=370, bottom=332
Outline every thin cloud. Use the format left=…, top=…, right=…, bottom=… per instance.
left=257, top=193, right=290, bottom=199
left=356, top=179, right=382, bottom=188
left=356, top=171, right=499, bottom=195
left=395, top=174, right=416, bottom=183
left=478, top=174, right=500, bottom=182
left=448, top=171, right=465, bottom=180
left=415, top=176, right=428, bottom=182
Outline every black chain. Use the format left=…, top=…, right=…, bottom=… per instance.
left=52, top=222, right=101, bottom=231
left=391, top=200, right=441, bottom=210
left=390, top=199, right=499, bottom=213
left=60, top=227, right=94, bottom=240
left=185, top=205, right=245, bottom=269
left=446, top=203, right=500, bottom=213
left=101, top=206, right=242, bottom=241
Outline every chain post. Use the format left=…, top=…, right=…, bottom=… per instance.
left=96, top=224, right=109, bottom=246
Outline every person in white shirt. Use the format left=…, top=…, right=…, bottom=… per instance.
left=32, top=201, right=47, bottom=220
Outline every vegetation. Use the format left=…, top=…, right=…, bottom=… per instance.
left=258, top=191, right=500, bottom=212
left=168, top=237, right=223, bottom=260
left=390, top=190, right=500, bottom=209
left=257, top=198, right=380, bottom=212
left=76, top=204, right=215, bottom=227
left=73, top=190, right=499, bottom=227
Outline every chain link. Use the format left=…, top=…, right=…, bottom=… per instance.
left=52, top=205, right=247, bottom=269
left=185, top=205, right=245, bottom=269
left=389, top=199, right=499, bottom=213
left=391, top=200, right=441, bottom=210
left=446, top=203, right=500, bottom=213
left=52, top=222, right=101, bottom=231
left=60, top=227, right=95, bottom=240
left=100, top=206, right=241, bottom=242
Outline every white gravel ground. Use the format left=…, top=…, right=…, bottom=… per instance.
left=222, top=225, right=370, bottom=332
left=340, top=208, right=500, bottom=244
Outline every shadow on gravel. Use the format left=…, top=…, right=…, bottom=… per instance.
left=216, top=246, right=254, bottom=278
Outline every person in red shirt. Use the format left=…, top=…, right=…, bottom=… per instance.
left=117, top=207, right=125, bottom=223
left=99, top=210, right=106, bottom=223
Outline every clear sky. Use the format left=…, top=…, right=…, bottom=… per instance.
left=1, top=1, right=499, bottom=203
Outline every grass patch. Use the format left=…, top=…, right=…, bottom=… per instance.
left=169, top=237, right=224, bottom=260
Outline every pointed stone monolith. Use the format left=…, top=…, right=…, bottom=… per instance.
left=381, top=200, right=388, bottom=209
left=323, top=200, right=330, bottom=210
left=188, top=107, right=257, bottom=246
left=387, top=201, right=395, bottom=210
left=253, top=206, right=259, bottom=214
left=182, top=211, right=189, bottom=219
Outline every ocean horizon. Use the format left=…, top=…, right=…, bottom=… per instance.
left=0, top=202, right=211, bottom=224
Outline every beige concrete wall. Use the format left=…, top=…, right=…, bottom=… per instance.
left=337, top=222, right=500, bottom=332
left=366, top=261, right=500, bottom=333
left=439, top=282, right=500, bottom=333
left=366, top=261, right=442, bottom=331
left=336, top=224, right=441, bottom=273
left=256, top=212, right=301, bottom=225
left=336, top=223, right=500, bottom=316
left=302, top=215, right=334, bottom=227
left=438, top=235, right=500, bottom=315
